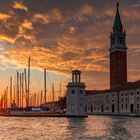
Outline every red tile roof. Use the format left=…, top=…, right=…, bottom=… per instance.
left=86, top=81, right=140, bottom=96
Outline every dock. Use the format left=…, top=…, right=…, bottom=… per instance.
left=0, top=111, right=88, bottom=118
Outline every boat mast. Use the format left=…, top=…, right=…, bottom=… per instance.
left=24, top=68, right=27, bottom=107
left=5, top=87, right=8, bottom=109
left=20, top=73, right=22, bottom=107
left=44, top=68, right=46, bottom=103
left=52, top=83, right=54, bottom=103
left=27, top=57, right=30, bottom=107
left=59, top=83, right=61, bottom=98
left=40, top=90, right=43, bottom=105
left=14, top=75, right=16, bottom=103
left=4, top=89, right=6, bottom=109
left=10, top=77, right=12, bottom=106
left=21, top=73, right=24, bottom=107
left=17, top=70, right=19, bottom=107
left=37, top=92, right=39, bottom=106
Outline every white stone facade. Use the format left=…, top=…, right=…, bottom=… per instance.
left=85, top=88, right=140, bottom=114
left=66, top=70, right=86, bottom=116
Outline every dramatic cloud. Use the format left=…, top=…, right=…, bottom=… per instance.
left=0, top=13, right=11, bottom=21
left=13, top=1, right=28, bottom=12
left=0, top=35, right=16, bottom=44
left=0, top=0, right=139, bottom=90
left=33, top=14, right=49, bottom=24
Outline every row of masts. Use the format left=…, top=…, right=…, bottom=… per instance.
left=0, top=57, right=64, bottom=110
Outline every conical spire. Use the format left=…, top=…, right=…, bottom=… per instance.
left=113, top=3, right=122, bottom=28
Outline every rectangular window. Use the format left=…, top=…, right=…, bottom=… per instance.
left=126, top=104, right=127, bottom=109
left=91, top=105, right=93, bottom=112
left=85, top=106, right=87, bottom=112
left=137, top=104, right=139, bottom=109
left=122, top=104, right=123, bottom=109
left=71, top=90, right=75, bottom=94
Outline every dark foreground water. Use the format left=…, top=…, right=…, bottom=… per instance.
left=0, top=115, right=140, bottom=140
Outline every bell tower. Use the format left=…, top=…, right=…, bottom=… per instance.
left=109, top=3, right=127, bottom=89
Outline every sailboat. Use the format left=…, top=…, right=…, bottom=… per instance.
left=0, top=57, right=66, bottom=117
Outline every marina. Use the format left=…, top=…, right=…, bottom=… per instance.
left=0, top=57, right=67, bottom=117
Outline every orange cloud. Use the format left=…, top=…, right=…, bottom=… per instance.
left=33, top=9, right=63, bottom=25
left=3, top=36, right=108, bottom=77
left=13, top=1, right=28, bottom=12
left=0, top=13, right=11, bottom=21
left=69, top=27, right=77, bottom=34
left=49, top=9, right=64, bottom=22
left=80, top=4, right=95, bottom=15
left=19, top=19, right=33, bottom=33
left=17, top=19, right=35, bottom=42
left=0, top=34, right=16, bottom=44
left=0, top=1, right=139, bottom=90
left=33, top=14, right=49, bottom=24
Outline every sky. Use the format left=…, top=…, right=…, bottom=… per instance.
left=0, top=0, right=140, bottom=98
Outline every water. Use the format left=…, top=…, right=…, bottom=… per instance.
left=0, top=115, right=140, bottom=140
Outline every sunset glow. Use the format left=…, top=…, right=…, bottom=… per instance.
left=0, top=1, right=140, bottom=140
left=0, top=0, right=140, bottom=97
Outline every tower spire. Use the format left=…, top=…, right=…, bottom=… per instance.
left=109, top=3, right=127, bottom=89
left=113, top=3, right=123, bottom=32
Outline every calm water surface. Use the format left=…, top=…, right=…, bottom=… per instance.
left=0, top=115, right=140, bottom=140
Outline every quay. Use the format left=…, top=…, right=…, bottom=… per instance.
left=0, top=112, right=88, bottom=118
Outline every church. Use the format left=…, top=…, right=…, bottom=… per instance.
left=85, top=3, right=140, bottom=115
left=66, top=3, right=140, bottom=116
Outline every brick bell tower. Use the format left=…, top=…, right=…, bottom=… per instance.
left=109, top=3, right=127, bottom=89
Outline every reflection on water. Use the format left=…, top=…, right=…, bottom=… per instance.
left=0, top=115, right=140, bottom=140
left=109, top=116, right=132, bottom=140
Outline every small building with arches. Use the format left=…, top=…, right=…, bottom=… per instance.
left=66, top=70, right=87, bottom=117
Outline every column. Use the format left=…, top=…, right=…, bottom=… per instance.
left=75, top=74, right=77, bottom=83
left=79, top=74, right=81, bottom=83
left=72, top=73, right=74, bottom=83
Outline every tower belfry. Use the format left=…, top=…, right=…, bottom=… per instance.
left=72, top=70, right=81, bottom=83
left=109, top=3, right=127, bottom=89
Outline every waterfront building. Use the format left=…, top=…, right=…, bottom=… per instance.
left=66, top=70, right=86, bottom=116
left=85, top=82, right=140, bottom=114
left=84, top=3, right=140, bottom=115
